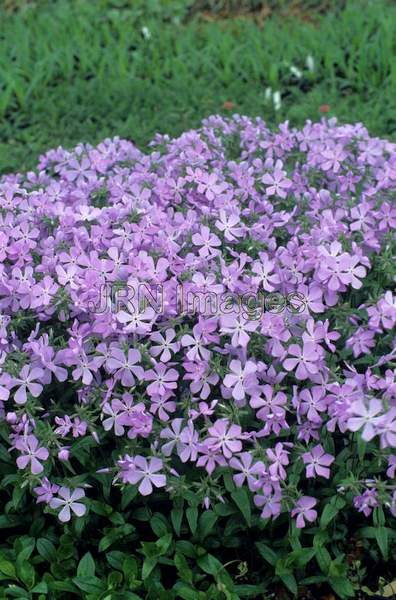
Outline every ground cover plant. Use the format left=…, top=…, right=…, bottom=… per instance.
left=1, top=0, right=396, bottom=175
left=0, top=113, right=395, bottom=598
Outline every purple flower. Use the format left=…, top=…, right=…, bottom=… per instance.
left=33, top=478, right=60, bottom=504
left=50, top=487, right=86, bottom=522
left=229, top=452, right=265, bottom=491
left=251, top=253, right=280, bottom=292
left=206, top=419, right=243, bottom=459
left=353, top=489, right=378, bottom=517
left=192, top=226, right=221, bottom=258
left=118, top=455, right=166, bottom=496
left=283, top=342, right=319, bottom=380
left=149, top=329, right=180, bottom=362
left=1, top=114, right=396, bottom=527
left=291, top=496, right=317, bottom=528
left=266, top=442, right=290, bottom=480
left=223, top=360, right=257, bottom=402
left=387, top=455, right=396, bottom=479
left=346, top=328, right=376, bottom=358
left=302, top=444, right=334, bottom=478
left=116, top=307, right=155, bottom=335
left=15, top=435, right=49, bottom=474
left=262, top=160, right=292, bottom=198
left=220, top=314, right=258, bottom=348
left=215, top=210, right=244, bottom=242
left=145, top=363, right=179, bottom=397
left=106, top=347, right=144, bottom=386
left=10, top=366, right=44, bottom=405
left=347, top=398, right=383, bottom=441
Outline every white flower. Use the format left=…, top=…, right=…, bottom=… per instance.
left=290, top=65, right=302, bottom=79
left=265, top=87, right=272, bottom=101
left=141, top=26, right=151, bottom=40
left=306, top=55, right=315, bottom=72
left=273, top=91, right=281, bottom=111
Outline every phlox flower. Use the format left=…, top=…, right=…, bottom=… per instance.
left=50, top=487, right=86, bottom=522
left=302, top=444, right=334, bottom=478
left=291, top=496, right=317, bottom=528
left=283, top=342, right=319, bottom=380
left=347, top=398, right=383, bottom=441
left=15, top=435, right=49, bottom=474
left=117, top=455, right=166, bottom=496
left=10, top=366, right=44, bottom=405
left=223, top=359, right=258, bottom=402
left=229, top=452, right=265, bottom=491
left=206, top=419, right=243, bottom=459
left=145, top=363, right=179, bottom=397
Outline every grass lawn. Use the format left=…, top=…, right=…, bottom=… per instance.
left=0, top=0, right=395, bottom=175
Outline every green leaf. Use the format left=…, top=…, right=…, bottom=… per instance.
left=122, top=556, right=138, bottom=579
left=48, top=580, right=79, bottom=593
left=3, top=584, right=30, bottom=598
left=16, top=562, right=35, bottom=590
left=198, top=510, right=217, bottom=539
left=314, top=544, right=332, bottom=575
left=373, top=507, right=386, bottom=527
left=255, top=542, right=277, bottom=566
left=329, top=577, right=355, bottom=598
left=171, top=507, right=183, bottom=536
left=174, top=553, right=193, bottom=584
left=31, top=581, right=48, bottom=594
left=234, top=583, right=269, bottom=597
left=222, top=472, right=235, bottom=493
left=375, top=525, right=389, bottom=559
left=287, top=547, right=316, bottom=568
left=358, top=526, right=396, bottom=540
left=173, top=583, right=199, bottom=600
left=357, top=435, right=366, bottom=461
left=150, top=513, right=169, bottom=537
left=107, top=571, right=123, bottom=587
left=197, top=553, right=223, bottom=576
left=0, top=558, right=16, bottom=578
left=320, top=497, right=346, bottom=528
left=16, top=538, right=35, bottom=561
left=72, top=576, right=104, bottom=594
left=90, top=500, right=113, bottom=516
left=77, top=552, right=95, bottom=578
left=156, top=533, right=173, bottom=555
left=106, top=551, right=126, bottom=571
left=121, top=485, right=138, bottom=510
left=231, top=488, right=251, bottom=526
left=175, top=541, right=196, bottom=558
left=36, top=538, right=56, bottom=562
left=186, top=507, right=198, bottom=535
left=279, top=572, right=298, bottom=596
left=142, top=557, right=157, bottom=580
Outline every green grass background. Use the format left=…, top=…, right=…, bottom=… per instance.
left=0, top=0, right=395, bottom=175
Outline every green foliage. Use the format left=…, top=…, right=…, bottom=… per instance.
left=0, top=474, right=394, bottom=598
left=1, top=0, right=396, bottom=175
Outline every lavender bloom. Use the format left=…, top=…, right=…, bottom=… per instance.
left=117, top=455, right=166, bottom=496
left=10, top=366, right=44, bottom=405
left=15, top=435, right=49, bottom=474
left=33, top=478, right=60, bottom=504
left=283, top=342, right=319, bottom=380
left=291, top=496, right=318, bottom=528
left=50, top=487, right=86, bottom=522
left=347, top=398, right=383, bottom=441
left=223, top=360, right=257, bottom=402
left=0, top=115, right=395, bottom=527
left=302, top=444, right=334, bottom=478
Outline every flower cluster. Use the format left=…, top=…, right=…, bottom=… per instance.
left=1, top=115, right=396, bottom=526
